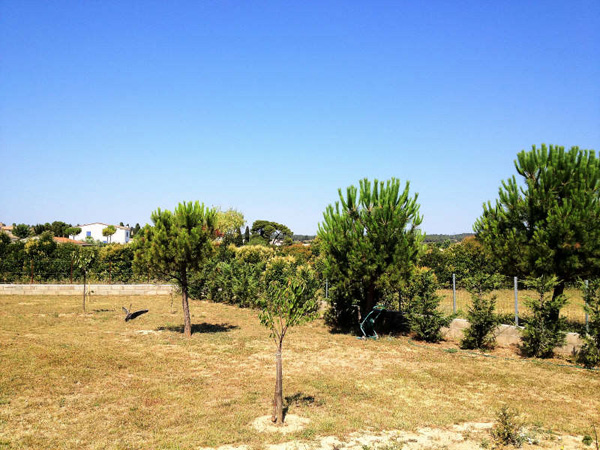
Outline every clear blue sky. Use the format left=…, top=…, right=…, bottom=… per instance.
left=1, top=1, right=599, bottom=235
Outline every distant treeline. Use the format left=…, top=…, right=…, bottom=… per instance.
left=292, top=235, right=316, bottom=242
left=423, top=233, right=474, bottom=243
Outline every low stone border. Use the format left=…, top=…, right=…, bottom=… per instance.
left=442, top=318, right=583, bottom=356
left=0, top=283, right=175, bottom=296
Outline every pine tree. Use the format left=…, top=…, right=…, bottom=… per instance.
left=318, top=178, right=424, bottom=329
left=135, top=201, right=217, bottom=337
left=475, top=144, right=600, bottom=303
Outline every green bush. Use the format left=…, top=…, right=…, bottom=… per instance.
left=577, top=280, right=600, bottom=368
left=520, top=275, right=568, bottom=358
left=490, top=406, right=525, bottom=448
left=460, top=274, right=502, bottom=350
left=404, top=269, right=452, bottom=343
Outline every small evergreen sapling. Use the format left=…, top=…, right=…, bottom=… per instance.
left=461, top=274, right=502, bottom=350
left=577, top=280, right=600, bottom=368
left=520, top=275, right=568, bottom=358
left=404, top=269, right=452, bottom=343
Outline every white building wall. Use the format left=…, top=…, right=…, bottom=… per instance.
left=71, top=223, right=131, bottom=244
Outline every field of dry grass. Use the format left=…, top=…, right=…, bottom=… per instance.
left=0, top=294, right=598, bottom=449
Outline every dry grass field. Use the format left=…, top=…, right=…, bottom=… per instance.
left=0, top=294, right=598, bottom=449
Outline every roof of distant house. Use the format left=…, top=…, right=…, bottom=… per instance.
left=77, top=222, right=131, bottom=230
left=53, top=237, right=87, bottom=245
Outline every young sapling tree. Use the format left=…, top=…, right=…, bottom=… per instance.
left=577, top=279, right=600, bottom=368
left=461, top=274, right=502, bottom=350
left=258, top=258, right=319, bottom=425
left=74, top=248, right=96, bottom=312
left=521, top=275, right=568, bottom=358
left=135, top=201, right=217, bottom=337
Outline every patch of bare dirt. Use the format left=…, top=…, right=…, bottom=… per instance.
left=252, top=415, right=310, bottom=434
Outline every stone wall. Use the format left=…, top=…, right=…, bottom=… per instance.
left=443, top=318, right=583, bottom=356
left=0, top=284, right=175, bottom=296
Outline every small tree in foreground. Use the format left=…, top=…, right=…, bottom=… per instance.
left=460, top=274, right=503, bottom=350
left=520, top=275, right=568, bottom=358
left=403, top=269, right=452, bottom=343
left=577, top=279, right=600, bottom=368
left=74, top=247, right=96, bottom=312
left=258, top=258, right=319, bottom=425
left=135, top=201, right=217, bottom=337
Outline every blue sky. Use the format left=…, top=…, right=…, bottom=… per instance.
left=1, top=1, right=599, bottom=234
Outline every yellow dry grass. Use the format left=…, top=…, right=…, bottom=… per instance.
left=0, top=294, right=598, bottom=449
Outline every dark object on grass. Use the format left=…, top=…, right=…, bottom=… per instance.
left=359, top=305, right=386, bottom=339
left=122, top=304, right=149, bottom=322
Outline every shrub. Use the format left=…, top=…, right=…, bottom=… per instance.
left=490, top=406, right=525, bottom=448
left=404, top=269, right=452, bottom=343
left=577, top=280, right=600, bottom=368
left=460, top=274, right=502, bottom=350
left=520, top=275, right=568, bottom=358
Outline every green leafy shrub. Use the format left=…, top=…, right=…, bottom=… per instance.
left=520, top=275, right=568, bottom=358
left=577, top=280, right=600, bottom=368
left=461, top=274, right=502, bottom=350
left=404, top=269, right=452, bottom=343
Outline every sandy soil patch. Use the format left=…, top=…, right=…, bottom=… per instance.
left=252, top=415, right=311, bottom=434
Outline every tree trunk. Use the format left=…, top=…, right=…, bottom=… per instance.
left=365, top=282, right=376, bottom=317
left=272, top=343, right=284, bottom=424
left=182, top=284, right=192, bottom=338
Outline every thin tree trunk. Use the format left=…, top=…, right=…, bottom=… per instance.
left=182, top=288, right=192, bottom=337
left=365, top=283, right=376, bottom=317
left=272, top=343, right=284, bottom=424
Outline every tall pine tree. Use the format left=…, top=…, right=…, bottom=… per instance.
left=318, top=178, right=424, bottom=329
left=475, top=144, right=600, bottom=302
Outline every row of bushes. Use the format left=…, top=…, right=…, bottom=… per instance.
left=0, top=232, right=142, bottom=283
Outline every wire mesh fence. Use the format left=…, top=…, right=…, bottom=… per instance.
left=436, top=275, right=587, bottom=325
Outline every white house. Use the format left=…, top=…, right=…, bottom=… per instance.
left=71, top=223, right=132, bottom=244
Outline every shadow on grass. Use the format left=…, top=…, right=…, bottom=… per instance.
left=283, top=392, right=321, bottom=417
left=156, top=323, right=239, bottom=334
left=92, top=309, right=112, bottom=313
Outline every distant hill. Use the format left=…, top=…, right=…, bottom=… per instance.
left=423, top=233, right=474, bottom=243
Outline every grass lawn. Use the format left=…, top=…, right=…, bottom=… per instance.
left=0, top=294, right=598, bottom=449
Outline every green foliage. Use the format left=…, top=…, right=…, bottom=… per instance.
left=102, top=225, right=117, bottom=243
left=135, top=201, right=217, bottom=336
left=520, top=275, right=568, bottom=358
left=421, top=236, right=499, bottom=288
left=403, top=269, right=452, bottom=343
left=65, top=227, right=82, bottom=237
left=50, top=221, right=70, bottom=237
left=577, top=280, right=600, bottom=368
left=475, top=144, right=600, bottom=298
left=250, top=220, right=293, bottom=245
left=12, top=224, right=31, bottom=239
left=135, top=201, right=217, bottom=286
left=460, top=274, right=503, bottom=350
left=258, top=258, right=319, bottom=338
left=318, top=178, right=424, bottom=329
left=490, top=406, right=525, bottom=448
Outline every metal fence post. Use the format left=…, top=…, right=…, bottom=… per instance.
left=452, top=273, right=457, bottom=314
left=514, top=276, right=519, bottom=327
left=585, top=279, right=589, bottom=333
